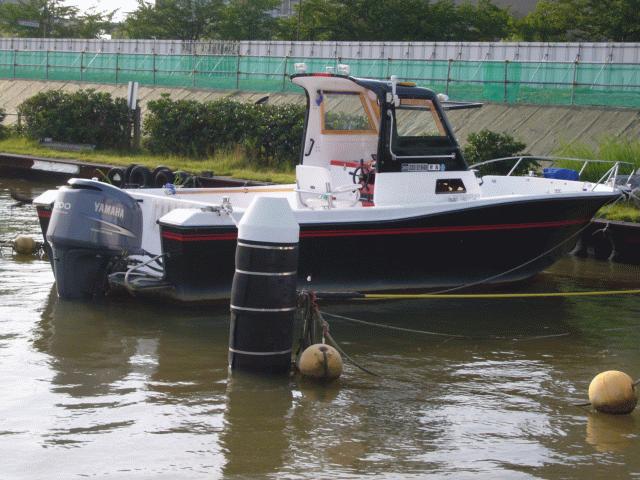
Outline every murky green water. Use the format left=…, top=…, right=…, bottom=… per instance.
left=1, top=177, right=639, bottom=479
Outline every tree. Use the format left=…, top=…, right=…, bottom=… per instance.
left=275, top=0, right=514, bottom=42
left=121, top=0, right=222, bottom=41
left=518, top=0, right=640, bottom=42
left=214, top=0, right=279, bottom=40
left=579, top=0, right=640, bottom=41
left=0, top=0, right=114, bottom=38
left=456, top=0, right=514, bottom=41
left=275, top=0, right=346, bottom=41
left=518, top=0, right=579, bottom=41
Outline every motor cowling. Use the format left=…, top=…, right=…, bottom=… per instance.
left=47, top=179, right=142, bottom=299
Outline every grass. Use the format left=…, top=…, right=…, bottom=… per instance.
left=554, top=137, right=640, bottom=223
left=0, top=136, right=296, bottom=184
left=554, top=136, right=640, bottom=182
left=596, top=202, right=640, bottom=223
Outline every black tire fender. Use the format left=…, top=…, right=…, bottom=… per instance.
left=153, top=166, right=174, bottom=187
left=129, top=165, right=152, bottom=188
left=107, top=167, right=126, bottom=188
left=124, top=163, right=139, bottom=185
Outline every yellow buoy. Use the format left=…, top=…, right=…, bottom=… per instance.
left=13, top=235, right=36, bottom=255
left=588, top=370, right=638, bottom=415
left=298, top=344, right=343, bottom=381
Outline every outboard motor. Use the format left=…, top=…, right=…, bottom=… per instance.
left=47, top=179, right=142, bottom=299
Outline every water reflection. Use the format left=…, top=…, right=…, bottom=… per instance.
left=35, top=289, right=139, bottom=398
left=586, top=412, right=638, bottom=453
left=221, top=373, right=293, bottom=476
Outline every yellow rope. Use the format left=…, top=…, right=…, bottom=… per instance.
left=362, top=289, right=640, bottom=300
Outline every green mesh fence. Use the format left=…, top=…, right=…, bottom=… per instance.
left=2, top=50, right=640, bottom=108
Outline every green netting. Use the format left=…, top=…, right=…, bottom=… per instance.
left=1, top=50, right=640, bottom=108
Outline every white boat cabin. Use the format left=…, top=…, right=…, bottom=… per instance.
left=290, top=72, right=481, bottom=208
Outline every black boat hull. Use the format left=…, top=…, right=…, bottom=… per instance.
left=157, top=194, right=618, bottom=302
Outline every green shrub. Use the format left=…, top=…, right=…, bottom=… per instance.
left=18, top=89, right=130, bottom=149
left=144, top=95, right=305, bottom=167
left=464, top=129, right=526, bottom=164
left=0, top=107, right=7, bottom=140
left=464, top=129, right=528, bottom=174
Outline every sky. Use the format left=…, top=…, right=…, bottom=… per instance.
left=66, top=0, right=142, bottom=21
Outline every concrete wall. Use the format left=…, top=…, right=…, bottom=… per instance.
left=2, top=79, right=640, bottom=156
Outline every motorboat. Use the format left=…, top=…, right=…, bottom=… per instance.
left=33, top=67, right=629, bottom=302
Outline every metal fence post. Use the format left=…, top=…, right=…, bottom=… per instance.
left=192, top=52, right=197, bottom=88
left=45, top=50, right=49, bottom=80
left=446, top=58, right=452, bottom=95
left=80, top=51, right=84, bottom=81
left=386, top=57, right=391, bottom=78
left=571, top=60, right=578, bottom=105
left=115, top=51, right=119, bottom=85
left=236, top=54, right=241, bottom=89
left=153, top=52, right=156, bottom=85
left=12, top=49, right=16, bottom=79
left=503, top=59, right=509, bottom=103
left=282, top=55, right=288, bottom=91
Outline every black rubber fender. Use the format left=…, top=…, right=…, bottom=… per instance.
left=129, top=165, right=152, bottom=188
left=152, top=166, right=174, bottom=187
left=124, top=163, right=139, bottom=184
left=107, top=167, right=126, bottom=188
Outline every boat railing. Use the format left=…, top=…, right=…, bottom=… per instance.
left=468, top=156, right=636, bottom=190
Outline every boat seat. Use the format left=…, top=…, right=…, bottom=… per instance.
left=295, top=165, right=361, bottom=209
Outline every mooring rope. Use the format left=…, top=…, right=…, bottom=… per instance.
left=359, top=289, right=640, bottom=300
left=320, top=311, right=464, bottom=338
left=320, top=310, right=572, bottom=342
left=297, top=291, right=380, bottom=376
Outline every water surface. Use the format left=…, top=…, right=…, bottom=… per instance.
left=1, top=178, right=639, bottom=479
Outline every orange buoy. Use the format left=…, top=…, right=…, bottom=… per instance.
left=298, top=344, right=343, bottom=381
left=588, top=370, right=637, bottom=415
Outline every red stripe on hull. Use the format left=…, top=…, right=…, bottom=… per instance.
left=161, top=218, right=588, bottom=242
left=300, top=218, right=587, bottom=238
left=37, top=209, right=52, bottom=218
left=161, top=231, right=238, bottom=242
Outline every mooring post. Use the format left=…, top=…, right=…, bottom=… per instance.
left=228, top=197, right=300, bottom=374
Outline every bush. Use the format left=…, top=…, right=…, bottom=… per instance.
left=144, top=95, right=305, bottom=168
left=464, top=129, right=528, bottom=174
left=18, top=89, right=130, bottom=149
left=0, top=107, right=7, bottom=140
left=464, top=129, right=526, bottom=164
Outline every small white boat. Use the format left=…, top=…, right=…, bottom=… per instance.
left=34, top=68, right=628, bottom=302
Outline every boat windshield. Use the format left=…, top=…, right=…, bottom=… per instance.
left=387, top=97, right=465, bottom=171
left=321, top=91, right=376, bottom=134
left=394, top=99, right=446, bottom=137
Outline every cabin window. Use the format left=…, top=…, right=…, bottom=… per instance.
left=435, top=178, right=466, bottom=194
left=321, top=92, right=376, bottom=134
left=395, top=99, right=446, bottom=137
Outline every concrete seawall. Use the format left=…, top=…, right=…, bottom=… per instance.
left=1, top=79, right=639, bottom=155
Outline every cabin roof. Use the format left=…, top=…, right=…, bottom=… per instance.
left=290, top=73, right=437, bottom=100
